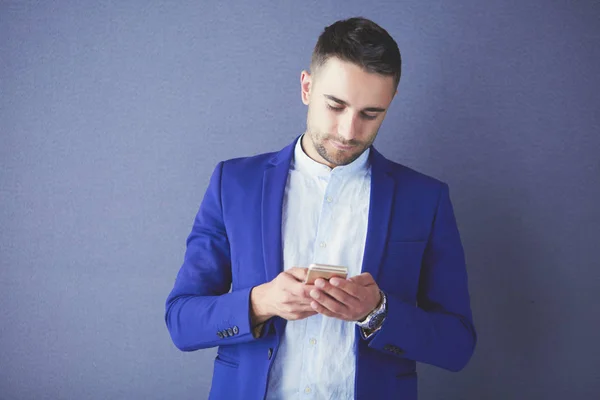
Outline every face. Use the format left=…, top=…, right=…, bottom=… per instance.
left=300, top=57, right=396, bottom=168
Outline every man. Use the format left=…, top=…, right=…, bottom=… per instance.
left=165, top=17, right=476, bottom=400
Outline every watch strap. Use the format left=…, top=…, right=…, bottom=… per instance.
left=356, top=290, right=387, bottom=330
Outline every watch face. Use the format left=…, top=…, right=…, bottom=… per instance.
left=369, top=313, right=384, bottom=330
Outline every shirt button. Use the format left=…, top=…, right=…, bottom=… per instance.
left=326, top=196, right=333, bottom=203
left=304, top=386, right=311, bottom=394
left=309, top=338, right=317, bottom=345
left=319, top=242, right=326, bottom=248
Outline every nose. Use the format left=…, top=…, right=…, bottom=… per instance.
left=337, top=111, right=360, bottom=141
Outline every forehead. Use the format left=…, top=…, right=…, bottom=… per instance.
left=313, top=57, right=395, bottom=107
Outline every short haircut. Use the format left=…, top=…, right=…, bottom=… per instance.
left=311, top=17, right=402, bottom=90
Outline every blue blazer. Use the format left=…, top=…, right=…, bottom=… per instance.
left=165, top=137, right=476, bottom=400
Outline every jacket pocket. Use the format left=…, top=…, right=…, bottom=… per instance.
left=214, top=354, right=239, bottom=369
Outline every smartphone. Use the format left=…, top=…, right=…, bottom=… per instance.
left=304, top=263, right=348, bottom=284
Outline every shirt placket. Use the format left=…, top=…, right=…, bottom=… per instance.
left=301, top=171, right=343, bottom=397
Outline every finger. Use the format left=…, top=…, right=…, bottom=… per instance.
left=295, top=310, right=318, bottom=319
left=348, top=272, right=375, bottom=287
left=288, top=281, right=316, bottom=298
left=309, top=288, right=349, bottom=316
left=279, top=271, right=309, bottom=291
left=299, top=283, right=316, bottom=298
left=314, top=278, right=361, bottom=305
left=286, top=267, right=308, bottom=281
left=289, top=303, right=319, bottom=313
left=283, top=291, right=316, bottom=307
left=279, top=302, right=318, bottom=317
left=328, top=277, right=364, bottom=299
left=286, top=310, right=318, bottom=321
left=310, top=300, right=344, bottom=319
left=281, top=283, right=317, bottom=303
left=278, top=271, right=298, bottom=284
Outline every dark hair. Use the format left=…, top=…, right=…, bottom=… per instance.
left=311, top=17, right=402, bottom=89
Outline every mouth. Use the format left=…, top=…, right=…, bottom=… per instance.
left=330, top=141, right=355, bottom=151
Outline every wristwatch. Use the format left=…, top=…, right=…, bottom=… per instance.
left=356, top=290, right=387, bottom=331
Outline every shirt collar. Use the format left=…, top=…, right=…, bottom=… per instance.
left=292, top=134, right=371, bottom=177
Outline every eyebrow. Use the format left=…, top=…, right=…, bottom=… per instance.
left=324, top=94, right=387, bottom=113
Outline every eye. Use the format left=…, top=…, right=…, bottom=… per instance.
left=327, top=104, right=344, bottom=112
left=360, top=112, right=378, bottom=121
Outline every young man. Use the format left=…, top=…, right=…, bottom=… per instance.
left=165, top=17, right=476, bottom=400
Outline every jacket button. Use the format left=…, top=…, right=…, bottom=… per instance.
left=217, top=332, right=224, bottom=339
left=227, top=328, right=234, bottom=336
left=267, top=348, right=273, bottom=360
left=232, top=326, right=239, bottom=335
left=222, top=330, right=229, bottom=337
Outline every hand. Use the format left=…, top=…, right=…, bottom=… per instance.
left=250, top=267, right=317, bottom=325
left=308, top=272, right=381, bottom=321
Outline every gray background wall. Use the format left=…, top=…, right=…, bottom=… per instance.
left=1, top=1, right=599, bottom=399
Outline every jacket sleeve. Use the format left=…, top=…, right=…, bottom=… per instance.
left=165, top=162, right=261, bottom=351
left=368, top=183, right=477, bottom=371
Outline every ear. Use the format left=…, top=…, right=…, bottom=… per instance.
left=300, top=70, right=312, bottom=105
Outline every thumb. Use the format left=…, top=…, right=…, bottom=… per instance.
left=286, top=266, right=308, bottom=282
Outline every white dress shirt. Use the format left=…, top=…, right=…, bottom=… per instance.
left=266, top=136, right=372, bottom=399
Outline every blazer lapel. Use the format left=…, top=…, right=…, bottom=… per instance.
left=261, top=138, right=297, bottom=283
left=361, top=147, right=396, bottom=281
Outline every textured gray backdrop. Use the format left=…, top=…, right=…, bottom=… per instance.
left=1, top=1, right=599, bottom=399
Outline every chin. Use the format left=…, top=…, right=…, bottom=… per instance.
left=326, top=149, right=360, bottom=166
